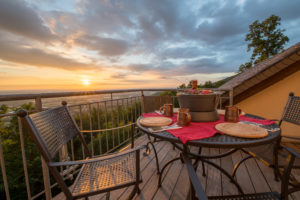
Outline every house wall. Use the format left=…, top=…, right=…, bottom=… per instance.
left=236, top=69, right=300, bottom=140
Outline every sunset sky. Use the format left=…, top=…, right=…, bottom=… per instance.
left=0, top=0, right=300, bottom=92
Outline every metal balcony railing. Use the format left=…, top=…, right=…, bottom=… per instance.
left=0, top=88, right=233, bottom=200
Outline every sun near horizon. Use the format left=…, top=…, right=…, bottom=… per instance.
left=81, top=79, right=90, bottom=86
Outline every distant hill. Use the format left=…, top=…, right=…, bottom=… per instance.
left=177, top=74, right=237, bottom=89
left=206, top=75, right=237, bottom=88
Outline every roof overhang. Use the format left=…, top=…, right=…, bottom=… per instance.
left=219, top=42, right=300, bottom=103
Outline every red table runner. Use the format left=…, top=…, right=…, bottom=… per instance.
left=142, top=113, right=276, bottom=144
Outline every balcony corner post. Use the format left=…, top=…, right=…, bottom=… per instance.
left=141, top=91, right=145, bottom=113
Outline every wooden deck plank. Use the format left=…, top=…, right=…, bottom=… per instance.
left=196, top=147, right=209, bottom=192
left=152, top=151, right=183, bottom=200
left=219, top=148, right=238, bottom=195
left=53, top=135, right=300, bottom=200
left=231, top=150, right=256, bottom=194
left=166, top=145, right=202, bottom=200
left=205, top=148, right=222, bottom=196
left=240, top=151, right=272, bottom=193
left=133, top=142, right=179, bottom=200
left=107, top=137, right=168, bottom=200
left=253, top=157, right=285, bottom=196
left=168, top=162, right=189, bottom=200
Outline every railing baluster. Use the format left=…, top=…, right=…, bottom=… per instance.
left=116, top=99, right=120, bottom=145
left=18, top=117, right=32, bottom=200
left=104, top=101, right=109, bottom=152
left=137, top=96, right=139, bottom=118
left=131, top=97, right=134, bottom=124
left=141, top=90, right=145, bottom=113
left=58, top=149, right=63, bottom=173
left=67, top=104, right=75, bottom=161
left=71, top=139, right=75, bottom=161
left=122, top=99, right=125, bottom=141
left=172, top=96, right=175, bottom=107
left=79, top=105, right=85, bottom=158
left=88, top=104, right=94, bottom=156
left=35, top=97, right=52, bottom=200
left=136, top=96, right=139, bottom=116
left=138, top=96, right=142, bottom=116
left=126, top=98, right=130, bottom=139
left=110, top=94, right=115, bottom=148
left=0, top=134, right=10, bottom=200
left=97, top=103, right=102, bottom=154
left=134, top=97, right=137, bottom=123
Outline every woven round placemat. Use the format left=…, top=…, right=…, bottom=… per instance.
left=140, top=117, right=172, bottom=127
left=215, top=123, right=268, bottom=138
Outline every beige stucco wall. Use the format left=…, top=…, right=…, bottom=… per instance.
left=236, top=69, right=300, bottom=141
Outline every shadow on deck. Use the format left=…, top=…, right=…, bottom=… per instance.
left=55, top=134, right=300, bottom=200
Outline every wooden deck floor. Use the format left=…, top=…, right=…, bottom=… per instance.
left=55, top=134, right=300, bottom=200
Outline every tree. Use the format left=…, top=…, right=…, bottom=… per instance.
left=0, top=104, right=8, bottom=114
left=239, top=15, right=289, bottom=72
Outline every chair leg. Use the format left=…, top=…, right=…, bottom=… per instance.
left=202, top=161, right=206, bottom=177
left=106, top=192, right=110, bottom=200
left=281, top=154, right=295, bottom=200
left=273, top=139, right=281, bottom=181
left=137, top=186, right=141, bottom=194
left=127, top=186, right=138, bottom=200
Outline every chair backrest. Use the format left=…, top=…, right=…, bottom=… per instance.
left=280, top=92, right=300, bottom=126
left=17, top=105, right=89, bottom=161
left=142, top=95, right=172, bottom=113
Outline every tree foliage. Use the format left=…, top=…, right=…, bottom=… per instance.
left=170, top=75, right=236, bottom=92
left=239, top=15, right=289, bottom=72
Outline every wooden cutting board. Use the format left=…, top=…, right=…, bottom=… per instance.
left=140, top=117, right=173, bottom=127
left=215, top=123, right=268, bottom=138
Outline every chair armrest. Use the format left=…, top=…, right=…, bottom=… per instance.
left=283, top=146, right=300, bottom=160
left=182, top=153, right=208, bottom=200
left=49, top=145, right=145, bottom=167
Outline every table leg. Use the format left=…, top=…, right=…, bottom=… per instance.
left=193, top=147, right=206, bottom=176
left=144, top=140, right=160, bottom=174
left=184, top=145, right=244, bottom=195
left=158, top=156, right=181, bottom=187
left=182, top=151, right=208, bottom=200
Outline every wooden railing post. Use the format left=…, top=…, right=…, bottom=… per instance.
left=0, top=135, right=10, bottom=200
left=35, top=97, right=52, bottom=200
left=18, top=117, right=32, bottom=200
left=229, top=89, right=233, bottom=106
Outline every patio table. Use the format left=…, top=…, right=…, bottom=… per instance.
left=136, top=113, right=281, bottom=196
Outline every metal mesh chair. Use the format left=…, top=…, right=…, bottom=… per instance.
left=234, top=92, right=300, bottom=179
left=281, top=93, right=300, bottom=126
left=182, top=152, right=282, bottom=200
left=17, top=105, right=143, bottom=200
left=142, top=95, right=172, bottom=113
left=281, top=146, right=300, bottom=199
left=140, top=95, right=176, bottom=175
